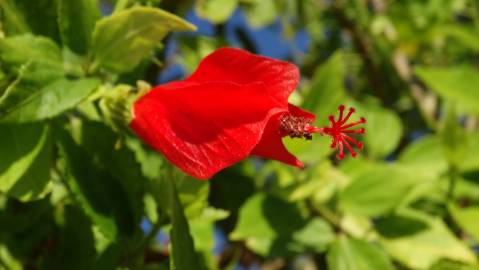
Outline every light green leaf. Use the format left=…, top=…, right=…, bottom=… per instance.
left=416, top=66, right=479, bottom=115
left=291, top=218, right=335, bottom=253
left=355, top=101, right=403, bottom=158
left=339, top=164, right=419, bottom=216
left=302, top=51, right=346, bottom=126
left=91, top=6, right=196, bottom=73
left=378, top=209, right=477, bottom=269
left=58, top=0, right=100, bottom=54
left=327, top=235, right=394, bottom=270
left=0, top=123, right=52, bottom=201
left=169, top=176, right=200, bottom=270
left=0, top=35, right=62, bottom=69
left=243, top=0, right=277, bottom=27
left=399, top=135, right=448, bottom=177
left=195, top=0, right=238, bottom=23
left=0, top=64, right=99, bottom=123
left=449, top=204, right=479, bottom=243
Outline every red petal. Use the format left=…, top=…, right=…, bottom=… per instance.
left=251, top=113, right=303, bottom=168
left=130, top=82, right=286, bottom=179
left=187, top=48, right=299, bottom=106
left=288, top=104, right=316, bottom=122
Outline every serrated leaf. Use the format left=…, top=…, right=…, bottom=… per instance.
left=58, top=0, right=100, bottom=54
left=327, top=235, right=394, bottom=270
left=0, top=64, right=99, bottom=123
left=0, top=123, right=52, bottom=201
left=416, top=66, right=479, bottom=115
left=91, top=6, right=196, bottom=73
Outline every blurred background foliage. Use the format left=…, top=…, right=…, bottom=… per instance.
left=1, top=0, right=479, bottom=269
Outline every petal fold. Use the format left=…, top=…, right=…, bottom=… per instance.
left=130, top=81, right=286, bottom=179
left=187, top=48, right=299, bottom=106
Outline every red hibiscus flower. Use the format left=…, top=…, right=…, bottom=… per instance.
left=130, top=48, right=365, bottom=179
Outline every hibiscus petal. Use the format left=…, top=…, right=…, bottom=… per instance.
left=187, top=48, right=299, bottom=105
left=288, top=104, right=316, bottom=121
left=250, top=113, right=304, bottom=168
left=130, top=81, right=286, bottom=179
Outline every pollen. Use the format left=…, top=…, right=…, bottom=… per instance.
left=279, top=114, right=315, bottom=140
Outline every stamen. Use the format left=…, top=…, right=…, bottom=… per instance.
left=316, top=105, right=366, bottom=159
left=339, top=107, right=355, bottom=125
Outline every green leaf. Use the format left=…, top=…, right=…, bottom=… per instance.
left=0, top=65, right=99, bottom=123
left=378, top=209, right=477, bottom=269
left=57, top=122, right=144, bottom=240
left=327, top=235, right=394, bottom=270
left=169, top=176, right=200, bottom=270
left=449, top=204, right=479, bottom=243
left=0, top=0, right=29, bottom=35
left=339, top=164, right=419, bottom=216
left=399, top=135, right=448, bottom=177
left=415, top=66, right=479, bottom=115
left=243, top=0, right=277, bottom=27
left=440, top=103, right=468, bottom=167
left=41, top=205, right=96, bottom=270
left=0, top=35, right=62, bottom=70
left=58, top=0, right=100, bottom=54
left=355, top=101, right=403, bottom=158
left=91, top=6, right=196, bottom=73
left=8, top=0, right=61, bottom=41
left=0, top=123, right=52, bottom=201
left=291, top=218, right=335, bottom=253
left=195, top=0, right=238, bottom=23
left=302, top=51, right=346, bottom=126
left=230, top=193, right=305, bottom=256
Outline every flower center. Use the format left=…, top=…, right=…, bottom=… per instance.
left=279, top=114, right=316, bottom=140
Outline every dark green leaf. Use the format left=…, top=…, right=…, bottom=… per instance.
left=230, top=193, right=305, bottom=256
left=58, top=0, right=100, bottom=54
left=0, top=0, right=29, bottom=36
left=169, top=175, right=200, bottom=270
left=0, top=123, right=52, bottom=201
left=8, top=0, right=61, bottom=41
left=57, top=122, right=143, bottom=240
left=42, top=205, right=96, bottom=270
